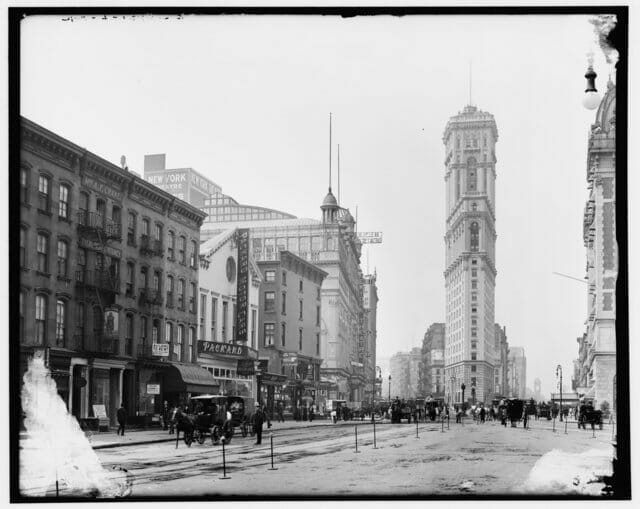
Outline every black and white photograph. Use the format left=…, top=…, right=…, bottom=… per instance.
left=8, top=3, right=632, bottom=501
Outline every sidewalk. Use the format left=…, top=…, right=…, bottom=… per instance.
left=64, top=417, right=387, bottom=450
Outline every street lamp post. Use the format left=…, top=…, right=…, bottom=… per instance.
left=556, top=365, right=563, bottom=422
left=461, top=383, right=466, bottom=410
left=388, top=375, right=392, bottom=402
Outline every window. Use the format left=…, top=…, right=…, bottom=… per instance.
left=282, top=271, right=287, bottom=286
left=153, top=271, right=161, bottom=292
left=140, top=267, right=148, bottom=290
left=472, top=307, right=477, bottom=313
left=190, top=240, right=198, bottom=268
left=472, top=293, right=477, bottom=302
left=471, top=281, right=477, bottom=290
left=142, top=218, right=149, bottom=237
left=177, top=279, right=185, bottom=310
left=281, top=292, right=286, bottom=314
left=299, top=300, right=303, bottom=320
left=126, top=262, right=135, bottom=296
left=265, top=270, right=276, bottom=283
left=472, top=259, right=477, bottom=265
left=79, top=192, right=89, bottom=225
left=140, top=316, right=148, bottom=345
left=471, top=365, right=477, bottom=373
left=200, top=294, right=207, bottom=340
left=316, top=306, right=320, bottom=326
left=232, top=303, right=236, bottom=340
left=55, top=299, right=66, bottom=346
left=58, top=184, right=70, bottom=219
left=316, top=333, right=320, bottom=355
left=281, top=323, right=286, bottom=347
left=20, top=227, right=27, bottom=268
left=166, top=275, right=174, bottom=307
left=264, top=323, right=275, bottom=346
left=471, top=353, right=477, bottom=361
left=38, top=175, right=50, bottom=212
left=471, top=269, right=477, bottom=277
left=264, top=291, right=275, bottom=312
left=176, top=325, right=184, bottom=361
left=222, top=301, right=228, bottom=340
left=167, top=231, right=175, bottom=260
left=166, top=322, right=173, bottom=344
left=96, top=199, right=106, bottom=226
left=57, top=239, right=68, bottom=277
left=188, top=327, right=195, bottom=363
left=127, top=212, right=136, bottom=245
left=299, top=279, right=303, bottom=292
left=36, top=233, right=49, bottom=273
left=19, top=291, right=25, bottom=342
left=211, top=298, right=217, bottom=341
left=317, top=287, right=321, bottom=300
left=189, top=283, right=196, bottom=313
left=112, top=206, right=121, bottom=227
left=470, top=222, right=480, bottom=252
left=179, top=236, right=186, bottom=264
left=471, top=341, right=477, bottom=350
left=125, top=314, right=133, bottom=356
left=152, top=319, right=159, bottom=343
left=35, top=294, right=47, bottom=344
left=154, top=223, right=162, bottom=241
left=20, top=167, right=29, bottom=203
left=298, top=329, right=303, bottom=351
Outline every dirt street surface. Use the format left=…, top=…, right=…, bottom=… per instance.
left=95, top=419, right=614, bottom=497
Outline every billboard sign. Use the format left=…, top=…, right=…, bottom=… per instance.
left=235, top=229, right=250, bottom=342
left=357, top=232, right=383, bottom=244
left=145, top=170, right=188, bottom=199
left=152, top=343, right=170, bottom=357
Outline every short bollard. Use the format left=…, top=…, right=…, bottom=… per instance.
left=354, top=425, right=361, bottom=453
left=441, top=416, right=444, bottom=433
left=219, top=437, right=231, bottom=480
left=268, top=432, right=278, bottom=471
left=373, top=418, right=378, bottom=449
left=175, top=431, right=179, bottom=449
left=592, top=425, right=596, bottom=439
left=447, top=414, right=450, bottom=430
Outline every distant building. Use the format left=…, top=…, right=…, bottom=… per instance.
left=420, top=323, right=445, bottom=399
left=389, top=347, right=422, bottom=400
left=143, top=153, right=221, bottom=208
left=533, top=378, right=542, bottom=402
left=507, top=347, right=527, bottom=399
left=574, top=79, right=617, bottom=414
left=361, top=273, right=379, bottom=404
left=442, top=103, right=499, bottom=406
left=493, top=324, right=509, bottom=398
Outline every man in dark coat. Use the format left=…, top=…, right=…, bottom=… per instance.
left=117, top=404, right=127, bottom=436
left=253, top=403, right=265, bottom=445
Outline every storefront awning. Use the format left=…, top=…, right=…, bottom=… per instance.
left=165, top=362, right=220, bottom=394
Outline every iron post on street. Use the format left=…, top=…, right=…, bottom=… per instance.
left=557, top=365, right=563, bottom=422
left=268, top=431, right=278, bottom=471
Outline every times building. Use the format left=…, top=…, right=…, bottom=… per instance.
left=442, top=104, right=499, bottom=406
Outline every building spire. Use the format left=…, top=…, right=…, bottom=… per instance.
left=337, top=143, right=341, bottom=204
left=329, top=112, right=333, bottom=193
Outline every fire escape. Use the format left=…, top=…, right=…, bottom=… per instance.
left=137, top=233, right=164, bottom=359
left=74, top=211, right=122, bottom=355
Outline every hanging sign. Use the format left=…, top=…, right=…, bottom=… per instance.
left=147, top=384, right=161, bottom=395
left=104, top=308, right=119, bottom=338
left=152, top=343, right=170, bottom=356
left=235, top=228, right=250, bottom=342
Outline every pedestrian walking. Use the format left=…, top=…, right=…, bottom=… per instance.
left=309, top=404, right=315, bottom=422
left=162, top=400, right=170, bottom=431
left=253, top=403, right=265, bottom=445
left=480, top=406, right=486, bottom=424
left=522, top=408, right=528, bottom=429
left=117, top=404, right=127, bottom=436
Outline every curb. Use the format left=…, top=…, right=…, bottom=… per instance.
left=91, top=419, right=389, bottom=450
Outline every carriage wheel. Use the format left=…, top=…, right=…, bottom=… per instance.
left=196, top=430, right=206, bottom=445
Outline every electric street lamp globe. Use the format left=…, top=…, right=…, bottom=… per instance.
left=582, top=91, right=602, bottom=110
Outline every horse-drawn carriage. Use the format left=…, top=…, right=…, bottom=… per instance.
left=390, top=398, right=414, bottom=423
left=537, top=402, right=552, bottom=420
left=578, top=401, right=603, bottom=430
left=173, top=395, right=253, bottom=447
left=503, top=398, right=524, bottom=427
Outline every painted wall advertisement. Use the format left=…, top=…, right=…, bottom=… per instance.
left=357, top=231, right=383, bottom=244
left=235, top=228, right=250, bottom=343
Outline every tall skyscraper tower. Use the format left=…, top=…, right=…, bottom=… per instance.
left=442, top=104, right=499, bottom=406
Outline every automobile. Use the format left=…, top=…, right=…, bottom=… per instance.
left=189, top=395, right=254, bottom=444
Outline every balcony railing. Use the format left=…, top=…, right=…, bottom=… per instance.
left=139, top=288, right=163, bottom=306
left=140, top=235, right=164, bottom=257
left=76, top=211, right=122, bottom=241
left=75, top=269, right=120, bottom=293
left=82, top=333, right=120, bottom=355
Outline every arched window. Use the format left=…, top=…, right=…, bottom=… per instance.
left=55, top=299, right=67, bottom=347
left=470, top=222, right=480, bottom=252
left=35, top=294, right=48, bottom=345
left=58, top=184, right=70, bottom=219
left=57, top=239, right=69, bottom=277
left=467, top=157, right=477, bottom=192
left=142, top=218, right=150, bottom=237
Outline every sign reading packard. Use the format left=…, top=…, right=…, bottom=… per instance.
left=198, top=340, right=247, bottom=358
left=235, top=228, right=250, bottom=342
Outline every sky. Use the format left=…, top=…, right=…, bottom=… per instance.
left=20, top=12, right=620, bottom=398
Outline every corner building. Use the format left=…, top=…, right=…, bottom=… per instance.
left=442, top=104, right=498, bottom=406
